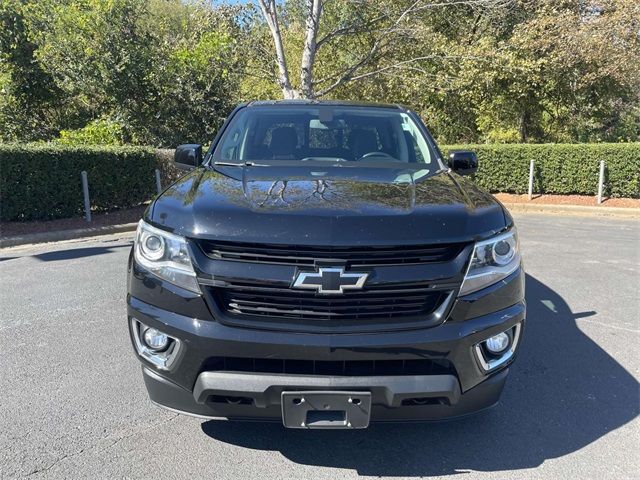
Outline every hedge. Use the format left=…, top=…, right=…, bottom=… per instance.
left=442, top=143, right=640, bottom=199
left=0, top=144, right=161, bottom=221
left=1, top=143, right=638, bottom=222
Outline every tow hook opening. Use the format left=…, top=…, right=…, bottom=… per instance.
left=208, top=395, right=254, bottom=406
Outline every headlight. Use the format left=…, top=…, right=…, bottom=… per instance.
left=459, top=227, right=521, bottom=296
left=134, top=220, right=201, bottom=294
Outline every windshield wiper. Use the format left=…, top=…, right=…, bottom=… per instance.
left=300, top=157, right=348, bottom=162
left=213, top=161, right=256, bottom=167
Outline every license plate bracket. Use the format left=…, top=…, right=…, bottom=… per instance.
left=281, top=391, right=372, bottom=429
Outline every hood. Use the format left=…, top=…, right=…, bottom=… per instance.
left=149, top=163, right=508, bottom=245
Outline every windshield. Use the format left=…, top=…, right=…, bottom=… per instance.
left=213, top=105, right=436, bottom=165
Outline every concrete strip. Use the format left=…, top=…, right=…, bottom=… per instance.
left=502, top=202, right=640, bottom=218
left=0, top=222, right=138, bottom=249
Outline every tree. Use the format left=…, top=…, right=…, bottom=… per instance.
left=1, top=0, right=242, bottom=146
left=460, top=0, right=640, bottom=142
left=255, top=0, right=514, bottom=99
left=0, top=0, right=64, bottom=141
left=249, top=0, right=638, bottom=143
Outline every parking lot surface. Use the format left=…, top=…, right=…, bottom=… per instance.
left=1, top=213, right=638, bottom=479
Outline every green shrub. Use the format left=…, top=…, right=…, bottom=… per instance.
left=442, top=143, right=640, bottom=198
left=0, top=144, right=158, bottom=221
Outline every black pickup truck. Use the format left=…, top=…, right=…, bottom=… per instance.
left=127, top=100, right=525, bottom=429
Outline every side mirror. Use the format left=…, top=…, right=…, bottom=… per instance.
left=174, top=144, right=203, bottom=170
left=448, top=150, right=478, bottom=176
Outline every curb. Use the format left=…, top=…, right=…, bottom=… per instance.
left=502, top=202, right=640, bottom=218
left=2, top=203, right=638, bottom=249
left=0, top=222, right=138, bottom=249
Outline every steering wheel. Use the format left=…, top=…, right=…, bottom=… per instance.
left=360, top=151, right=395, bottom=160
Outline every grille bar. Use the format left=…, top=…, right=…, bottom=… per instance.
left=228, top=304, right=427, bottom=318
left=227, top=298, right=428, bottom=311
left=197, top=240, right=466, bottom=266
left=217, top=283, right=456, bottom=296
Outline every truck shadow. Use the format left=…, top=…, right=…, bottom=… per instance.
left=200, top=274, right=639, bottom=476
left=30, top=243, right=131, bottom=262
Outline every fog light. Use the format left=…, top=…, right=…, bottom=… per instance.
left=485, top=332, right=510, bottom=354
left=475, top=323, right=522, bottom=372
left=131, top=319, right=181, bottom=370
left=143, top=328, right=169, bottom=351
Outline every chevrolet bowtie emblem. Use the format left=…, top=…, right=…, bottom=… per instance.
left=292, top=267, right=369, bottom=295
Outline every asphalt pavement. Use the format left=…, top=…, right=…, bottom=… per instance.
left=1, top=213, right=638, bottom=479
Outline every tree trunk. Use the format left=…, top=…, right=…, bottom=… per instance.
left=300, top=0, right=322, bottom=98
left=519, top=110, right=529, bottom=143
left=257, top=0, right=298, bottom=99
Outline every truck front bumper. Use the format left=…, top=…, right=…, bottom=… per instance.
left=127, top=265, right=525, bottom=423
left=142, top=364, right=510, bottom=422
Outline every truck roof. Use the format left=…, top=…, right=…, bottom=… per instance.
left=245, top=99, right=406, bottom=110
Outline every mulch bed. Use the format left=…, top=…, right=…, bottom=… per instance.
left=1, top=205, right=147, bottom=238
left=493, top=193, right=640, bottom=209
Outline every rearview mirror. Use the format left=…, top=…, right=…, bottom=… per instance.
left=175, top=144, right=203, bottom=170
left=448, top=150, right=478, bottom=176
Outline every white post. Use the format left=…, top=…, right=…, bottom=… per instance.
left=155, top=169, right=162, bottom=194
left=597, top=160, right=605, bottom=205
left=81, top=171, right=91, bottom=222
left=528, top=159, right=535, bottom=200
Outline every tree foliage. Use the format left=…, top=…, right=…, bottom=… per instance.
left=1, top=0, right=239, bottom=146
left=0, top=0, right=63, bottom=141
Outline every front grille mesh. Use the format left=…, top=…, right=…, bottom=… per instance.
left=212, top=283, right=448, bottom=322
